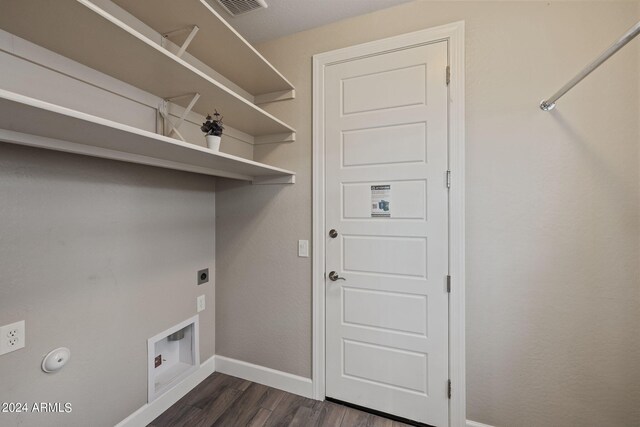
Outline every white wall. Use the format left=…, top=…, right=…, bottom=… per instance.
left=215, top=2, right=640, bottom=426
left=0, top=33, right=216, bottom=427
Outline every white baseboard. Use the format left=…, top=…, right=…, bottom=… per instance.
left=214, top=355, right=314, bottom=399
left=115, top=355, right=216, bottom=427
left=467, top=420, right=495, bottom=427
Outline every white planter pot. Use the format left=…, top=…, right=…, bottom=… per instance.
left=206, top=135, right=221, bottom=151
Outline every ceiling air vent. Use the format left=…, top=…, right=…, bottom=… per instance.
left=217, top=0, right=268, bottom=16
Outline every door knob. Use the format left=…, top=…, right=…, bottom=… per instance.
left=328, top=271, right=345, bottom=281
left=329, top=229, right=338, bottom=238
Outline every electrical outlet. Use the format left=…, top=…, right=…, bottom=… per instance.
left=197, top=295, right=206, bottom=312
left=197, top=268, right=209, bottom=285
left=0, top=320, right=25, bottom=356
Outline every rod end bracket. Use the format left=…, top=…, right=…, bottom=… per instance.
left=540, top=100, right=556, bottom=111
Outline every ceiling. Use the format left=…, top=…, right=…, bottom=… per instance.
left=206, top=0, right=414, bottom=44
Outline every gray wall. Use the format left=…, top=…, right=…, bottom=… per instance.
left=0, top=36, right=216, bottom=427
left=215, top=2, right=640, bottom=426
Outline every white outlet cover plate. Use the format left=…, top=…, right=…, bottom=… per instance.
left=298, top=240, right=309, bottom=257
left=197, top=295, right=206, bottom=312
left=0, top=320, right=25, bottom=356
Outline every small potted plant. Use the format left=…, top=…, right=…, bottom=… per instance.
left=201, top=111, right=224, bottom=151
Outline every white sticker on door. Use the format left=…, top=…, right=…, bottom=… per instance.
left=371, top=185, right=391, bottom=217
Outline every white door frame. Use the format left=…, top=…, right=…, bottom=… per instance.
left=312, top=21, right=466, bottom=426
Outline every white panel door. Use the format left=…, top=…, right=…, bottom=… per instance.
left=325, top=41, right=449, bottom=426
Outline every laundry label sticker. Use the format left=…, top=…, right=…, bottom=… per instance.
left=371, top=185, right=391, bottom=217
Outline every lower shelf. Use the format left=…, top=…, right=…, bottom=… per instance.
left=0, top=89, right=295, bottom=184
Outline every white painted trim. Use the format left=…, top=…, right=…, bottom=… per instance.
left=311, top=21, right=466, bottom=426
left=466, top=420, right=496, bottom=427
left=447, top=21, right=467, bottom=427
left=214, top=355, right=313, bottom=398
left=311, top=51, right=327, bottom=402
left=115, top=355, right=215, bottom=427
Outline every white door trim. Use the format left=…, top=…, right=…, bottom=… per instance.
left=312, top=21, right=466, bottom=426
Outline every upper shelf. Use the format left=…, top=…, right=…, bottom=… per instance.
left=112, top=0, right=294, bottom=97
left=0, top=89, right=295, bottom=183
left=0, top=0, right=294, bottom=137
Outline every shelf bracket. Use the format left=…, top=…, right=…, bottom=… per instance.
left=159, top=93, right=201, bottom=142
left=162, top=25, right=200, bottom=58
left=254, top=90, right=296, bottom=105
left=252, top=175, right=296, bottom=185
left=254, top=132, right=296, bottom=145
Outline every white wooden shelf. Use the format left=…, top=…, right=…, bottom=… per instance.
left=0, top=0, right=295, bottom=138
left=0, top=89, right=295, bottom=184
left=112, top=0, right=295, bottom=97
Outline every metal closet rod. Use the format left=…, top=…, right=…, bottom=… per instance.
left=540, top=20, right=640, bottom=111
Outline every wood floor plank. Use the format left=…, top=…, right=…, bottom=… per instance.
left=312, top=401, right=347, bottom=427
left=369, top=414, right=396, bottom=427
left=193, top=386, right=243, bottom=427
left=264, top=392, right=315, bottom=427
left=213, top=382, right=271, bottom=427
left=236, top=379, right=252, bottom=391
left=181, top=371, right=224, bottom=399
left=247, top=407, right=273, bottom=427
left=183, top=372, right=239, bottom=409
left=259, top=386, right=286, bottom=411
left=341, top=406, right=371, bottom=427
left=149, top=402, right=203, bottom=427
left=288, top=406, right=318, bottom=427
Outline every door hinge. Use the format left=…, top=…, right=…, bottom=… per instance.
left=446, top=170, right=451, bottom=189
left=448, top=380, right=452, bottom=399
left=446, top=65, right=451, bottom=86
left=446, top=275, right=451, bottom=293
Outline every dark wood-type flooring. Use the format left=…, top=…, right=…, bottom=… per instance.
left=149, top=372, right=412, bottom=427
